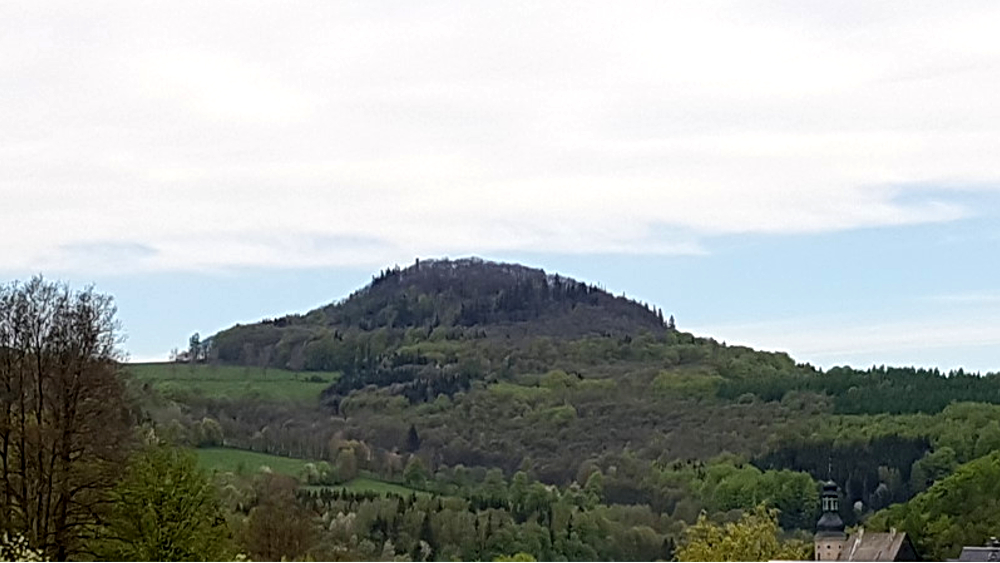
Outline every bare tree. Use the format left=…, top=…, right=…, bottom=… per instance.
left=0, top=277, right=135, bottom=559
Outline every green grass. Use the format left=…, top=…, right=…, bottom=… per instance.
left=128, top=362, right=339, bottom=402
left=195, top=447, right=319, bottom=477
left=196, top=447, right=428, bottom=497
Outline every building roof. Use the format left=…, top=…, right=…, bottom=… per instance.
left=816, top=512, right=845, bottom=536
left=840, top=528, right=917, bottom=561
left=956, top=547, right=1000, bottom=561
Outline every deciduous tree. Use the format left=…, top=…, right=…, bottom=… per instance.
left=0, top=277, right=135, bottom=559
left=239, top=473, right=317, bottom=561
left=676, top=504, right=811, bottom=561
left=92, top=445, right=232, bottom=561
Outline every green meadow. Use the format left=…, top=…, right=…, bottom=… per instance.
left=195, top=447, right=318, bottom=477
left=195, top=447, right=426, bottom=497
left=128, top=362, right=339, bottom=402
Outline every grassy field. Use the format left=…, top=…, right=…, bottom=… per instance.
left=196, top=447, right=427, bottom=496
left=128, top=362, right=339, bottom=402
left=196, top=447, right=318, bottom=476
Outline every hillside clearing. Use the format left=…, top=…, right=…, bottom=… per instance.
left=196, top=447, right=317, bottom=476
left=196, top=447, right=427, bottom=497
left=129, top=362, right=339, bottom=402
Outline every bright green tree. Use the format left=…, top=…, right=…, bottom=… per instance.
left=494, top=552, right=537, bottom=561
left=92, top=446, right=232, bottom=561
left=870, top=450, right=1000, bottom=561
left=583, top=469, right=604, bottom=507
left=676, top=504, right=810, bottom=562
left=404, top=456, right=429, bottom=489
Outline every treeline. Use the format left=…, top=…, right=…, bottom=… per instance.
left=324, top=364, right=475, bottom=408
left=720, top=365, right=1000, bottom=415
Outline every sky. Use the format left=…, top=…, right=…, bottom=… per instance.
left=3, top=1, right=1000, bottom=372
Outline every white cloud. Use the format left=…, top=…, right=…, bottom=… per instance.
left=136, top=49, right=316, bottom=124
left=2, top=0, right=1000, bottom=272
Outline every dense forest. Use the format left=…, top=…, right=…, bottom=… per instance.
left=5, top=260, right=1000, bottom=560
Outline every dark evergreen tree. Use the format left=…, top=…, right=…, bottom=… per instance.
left=407, top=424, right=422, bottom=453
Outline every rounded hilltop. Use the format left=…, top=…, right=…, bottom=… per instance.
left=281, top=257, right=669, bottom=338
left=207, top=257, right=674, bottom=376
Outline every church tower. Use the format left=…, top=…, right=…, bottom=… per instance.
left=815, top=481, right=846, bottom=560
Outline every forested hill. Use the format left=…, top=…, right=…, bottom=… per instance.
left=324, top=258, right=669, bottom=336
left=210, top=257, right=671, bottom=370
left=152, top=258, right=1000, bottom=559
left=207, top=258, right=1000, bottom=419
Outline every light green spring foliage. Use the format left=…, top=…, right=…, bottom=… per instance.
left=0, top=533, right=44, bottom=562
left=676, top=504, right=811, bottom=562
left=494, top=552, right=538, bottom=562
left=93, top=445, right=233, bottom=561
left=868, top=450, right=1000, bottom=561
left=653, top=368, right=724, bottom=401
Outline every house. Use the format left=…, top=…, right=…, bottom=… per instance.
left=840, top=528, right=919, bottom=562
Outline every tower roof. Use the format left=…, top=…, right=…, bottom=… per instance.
left=817, top=511, right=846, bottom=535
left=817, top=480, right=846, bottom=536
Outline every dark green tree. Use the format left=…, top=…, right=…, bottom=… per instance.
left=910, top=447, right=958, bottom=493
left=407, top=424, right=422, bottom=453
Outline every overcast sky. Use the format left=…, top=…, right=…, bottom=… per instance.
left=3, top=1, right=1000, bottom=371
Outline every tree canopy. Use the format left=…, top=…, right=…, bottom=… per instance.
left=869, top=450, right=1000, bottom=561
left=677, top=504, right=811, bottom=562
left=92, top=445, right=232, bottom=561
left=0, top=277, right=135, bottom=559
